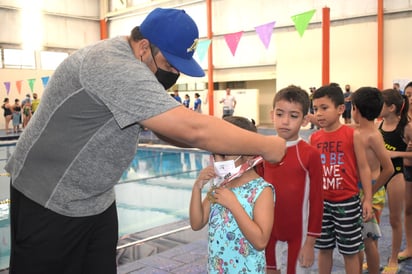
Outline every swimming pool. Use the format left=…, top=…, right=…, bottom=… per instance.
left=116, top=146, right=209, bottom=236
left=0, top=144, right=209, bottom=270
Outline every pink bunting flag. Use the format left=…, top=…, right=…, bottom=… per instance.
left=4, top=82, right=11, bottom=96
left=28, top=78, right=36, bottom=93
left=16, top=80, right=22, bottom=95
left=291, top=9, right=316, bottom=37
left=224, top=31, right=244, bottom=56
left=255, top=21, right=276, bottom=49
left=196, top=39, right=212, bottom=62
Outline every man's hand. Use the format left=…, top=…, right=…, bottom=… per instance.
left=261, top=135, right=286, bottom=164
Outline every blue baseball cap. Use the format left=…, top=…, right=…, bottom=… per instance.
left=140, top=8, right=205, bottom=77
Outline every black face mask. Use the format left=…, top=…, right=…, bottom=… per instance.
left=155, top=68, right=180, bottom=90
left=151, top=48, right=180, bottom=90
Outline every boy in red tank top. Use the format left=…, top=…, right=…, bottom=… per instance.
left=309, top=84, right=373, bottom=274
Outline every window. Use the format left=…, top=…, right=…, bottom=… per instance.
left=196, top=82, right=206, bottom=90
left=3, top=49, right=35, bottom=69
left=226, top=81, right=246, bottom=89
left=40, top=51, right=69, bottom=70
left=177, top=83, right=187, bottom=91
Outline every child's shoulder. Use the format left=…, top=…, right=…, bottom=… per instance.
left=356, top=122, right=380, bottom=135
left=311, top=125, right=353, bottom=138
left=292, top=139, right=321, bottom=159
left=297, top=138, right=317, bottom=149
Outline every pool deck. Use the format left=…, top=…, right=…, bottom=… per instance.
left=1, top=127, right=412, bottom=273
left=115, top=204, right=412, bottom=274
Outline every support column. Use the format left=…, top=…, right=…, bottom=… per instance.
left=100, top=0, right=108, bottom=40
left=100, top=19, right=108, bottom=40
left=322, top=7, right=330, bottom=85
left=206, top=0, right=214, bottom=115
left=377, top=0, right=384, bottom=89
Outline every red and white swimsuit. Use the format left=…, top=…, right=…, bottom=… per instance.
left=259, top=139, right=323, bottom=274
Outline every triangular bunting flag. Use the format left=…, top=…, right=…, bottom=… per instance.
left=16, top=80, right=22, bottom=95
left=41, top=76, right=50, bottom=88
left=224, top=31, right=244, bottom=56
left=28, top=78, right=36, bottom=92
left=196, top=39, right=211, bottom=62
left=255, top=21, right=276, bottom=49
left=291, top=9, right=316, bottom=37
left=4, top=82, right=11, bottom=96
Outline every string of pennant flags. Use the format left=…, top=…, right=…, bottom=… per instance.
left=3, top=76, right=50, bottom=96
left=196, top=9, right=316, bottom=61
left=2, top=9, right=316, bottom=96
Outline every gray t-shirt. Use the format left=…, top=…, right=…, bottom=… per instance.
left=5, top=36, right=180, bottom=217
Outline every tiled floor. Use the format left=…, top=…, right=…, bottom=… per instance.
left=116, top=203, right=412, bottom=274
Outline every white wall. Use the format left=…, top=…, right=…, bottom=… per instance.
left=173, top=89, right=259, bottom=124
left=213, top=89, right=260, bottom=124
left=0, top=0, right=100, bottom=49
left=107, top=0, right=412, bottom=89
left=0, top=0, right=411, bottom=129
left=276, top=13, right=412, bottom=91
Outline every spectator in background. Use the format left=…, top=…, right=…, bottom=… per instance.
left=173, top=90, right=182, bottom=103
left=31, top=93, right=40, bottom=114
left=21, top=93, right=31, bottom=128
left=220, top=88, right=237, bottom=118
left=12, top=99, right=22, bottom=133
left=194, top=92, right=202, bottom=113
left=22, top=99, right=32, bottom=128
left=309, top=87, right=316, bottom=129
left=343, top=84, right=352, bottom=124
left=21, top=94, right=31, bottom=108
left=183, top=94, right=190, bottom=108
left=393, top=83, right=404, bottom=95
left=2, top=98, right=13, bottom=134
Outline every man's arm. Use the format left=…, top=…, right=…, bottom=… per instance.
left=140, top=105, right=286, bottom=163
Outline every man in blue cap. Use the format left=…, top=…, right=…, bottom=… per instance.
left=6, top=8, right=286, bottom=273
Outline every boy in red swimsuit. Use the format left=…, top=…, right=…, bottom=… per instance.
left=258, top=85, right=324, bottom=274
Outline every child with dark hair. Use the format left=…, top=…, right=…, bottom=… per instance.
left=398, top=81, right=412, bottom=264
left=258, top=85, right=324, bottom=274
left=351, top=87, right=394, bottom=274
left=183, top=94, right=190, bottom=108
left=12, top=99, right=22, bottom=133
left=193, top=92, right=202, bottom=113
left=190, top=116, right=279, bottom=273
left=2, top=97, right=12, bottom=134
left=309, top=84, right=373, bottom=274
left=375, top=88, right=412, bottom=273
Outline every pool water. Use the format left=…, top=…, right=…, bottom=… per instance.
left=0, top=144, right=209, bottom=270
left=116, top=147, right=209, bottom=236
